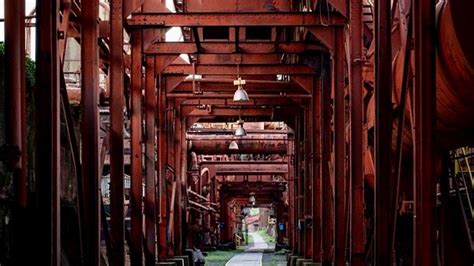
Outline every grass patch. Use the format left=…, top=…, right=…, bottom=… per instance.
left=243, top=233, right=254, bottom=245
left=256, top=229, right=276, bottom=244
left=205, top=249, right=243, bottom=266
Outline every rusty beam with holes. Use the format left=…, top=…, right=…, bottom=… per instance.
left=127, top=12, right=346, bottom=28
left=203, top=163, right=288, bottom=175
left=144, top=56, right=156, bottom=265
left=146, top=42, right=325, bottom=54
left=130, top=30, right=143, bottom=266
left=194, top=54, right=282, bottom=65
left=162, top=64, right=316, bottom=75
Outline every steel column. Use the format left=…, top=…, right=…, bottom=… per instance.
left=312, top=76, right=322, bottom=262
left=321, top=54, right=334, bottom=266
left=334, top=27, right=346, bottom=266
left=349, top=0, right=365, bottom=264
left=145, top=56, right=157, bottom=265
left=157, top=74, right=168, bottom=260
left=304, top=107, right=313, bottom=258
left=81, top=0, right=100, bottom=264
left=109, top=0, right=125, bottom=264
left=413, top=0, right=436, bottom=264
left=130, top=30, right=143, bottom=266
left=5, top=0, right=27, bottom=207
left=35, top=0, right=61, bottom=264
left=374, top=0, right=392, bottom=264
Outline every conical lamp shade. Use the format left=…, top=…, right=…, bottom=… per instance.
left=233, top=86, right=249, bottom=101
left=229, top=140, right=239, bottom=150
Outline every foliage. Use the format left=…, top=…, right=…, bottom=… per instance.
left=257, top=229, right=276, bottom=243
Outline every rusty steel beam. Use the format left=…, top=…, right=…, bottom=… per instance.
left=35, top=0, right=61, bottom=264
left=145, top=42, right=325, bottom=54
left=194, top=54, right=282, bottom=65
left=81, top=0, right=100, bottom=264
left=202, top=162, right=288, bottom=175
left=156, top=75, right=168, bottom=260
left=162, top=64, right=316, bottom=75
left=333, top=27, right=346, bottom=266
left=321, top=55, right=333, bottom=265
left=312, top=77, right=322, bottom=262
left=5, top=0, right=26, bottom=207
left=127, top=12, right=346, bottom=28
left=304, top=106, right=313, bottom=258
left=110, top=0, right=125, bottom=264
left=130, top=30, right=143, bottom=266
left=349, top=0, right=364, bottom=265
left=188, top=134, right=288, bottom=155
left=173, top=81, right=301, bottom=93
left=144, top=56, right=157, bottom=265
left=374, top=0, right=392, bottom=264
left=413, top=0, right=436, bottom=264
left=167, top=93, right=311, bottom=99
left=184, top=107, right=273, bottom=117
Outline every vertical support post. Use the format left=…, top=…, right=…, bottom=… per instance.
left=130, top=29, right=143, bottom=266
left=413, top=0, right=436, bottom=264
left=304, top=107, right=313, bottom=258
left=334, top=27, right=346, bottom=266
left=81, top=0, right=100, bottom=264
left=288, top=139, right=296, bottom=251
left=5, top=0, right=27, bottom=207
left=374, top=0, right=392, bottom=264
left=145, top=56, right=157, bottom=265
left=156, top=73, right=168, bottom=260
left=312, top=76, right=322, bottom=262
left=109, top=0, right=125, bottom=264
left=321, top=54, right=334, bottom=266
left=35, top=0, right=61, bottom=264
left=350, top=0, right=365, bottom=264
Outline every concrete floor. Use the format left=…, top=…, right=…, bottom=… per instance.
left=225, top=232, right=268, bottom=266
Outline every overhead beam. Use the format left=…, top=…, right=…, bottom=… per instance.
left=127, top=12, right=346, bottom=28
left=146, top=42, right=325, bottom=54
left=203, top=162, right=288, bottom=175
left=184, top=107, right=273, bottom=117
left=162, top=64, right=316, bottom=75
left=166, top=93, right=311, bottom=99
left=194, top=54, right=282, bottom=64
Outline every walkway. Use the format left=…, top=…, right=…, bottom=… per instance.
left=225, top=232, right=268, bottom=266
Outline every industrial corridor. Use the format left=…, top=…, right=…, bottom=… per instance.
left=0, top=0, right=473, bottom=265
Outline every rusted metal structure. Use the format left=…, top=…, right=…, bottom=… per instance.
left=0, top=0, right=473, bottom=265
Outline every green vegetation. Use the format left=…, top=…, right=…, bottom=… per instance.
left=257, top=229, right=276, bottom=243
left=243, top=232, right=254, bottom=245
left=204, top=250, right=244, bottom=266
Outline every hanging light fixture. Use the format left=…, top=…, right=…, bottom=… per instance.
left=229, top=140, right=239, bottom=150
left=234, top=108, right=247, bottom=136
left=233, top=64, right=249, bottom=101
